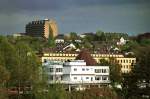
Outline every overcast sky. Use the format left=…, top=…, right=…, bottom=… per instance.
left=0, top=0, right=150, bottom=35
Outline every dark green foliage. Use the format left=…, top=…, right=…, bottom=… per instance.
left=122, top=46, right=150, bottom=99
left=69, top=32, right=78, bottom=41
left=99, top=58, right=122, bottom=84
left=47, top=33, right=55, bottom=47
left=0, top=36, right=44, bottom=99
left=95, top=30, right=106, bottom=41
left=120, top=40, right=139, bottom=52
left=68, top=87, right=119, bottom=99
left=99, top=58, right=109, bottom=66
left=6, top=35, right=46, bottom=52
left=139, top=39, right=150, bottom=46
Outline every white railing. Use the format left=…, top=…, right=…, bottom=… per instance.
left=48, top=80, right=110, bottom=84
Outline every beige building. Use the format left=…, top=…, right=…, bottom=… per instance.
left=41, top=52, right=136, bottom=73
left=26, top=19, right=58, bottom=39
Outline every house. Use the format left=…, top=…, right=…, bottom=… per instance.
left=13, top=33, right=26, bottom=37
left=63, top=43, right=76, bottom=51
left=117, top=37, right=127, bottom=45
left=79, top=32, right=95, bottom=38
left=55, top=34, right=65, bottom=43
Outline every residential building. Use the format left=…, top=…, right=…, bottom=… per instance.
left=116, top=57, right=136, bottom=73
left=43, top=60, right=110, bottom=91
left=26, top=19, right=58, bottom=39
left=13, top=33, right=26, bottom=37
left=79, top=32, right=95, bottom=38
left=43, top=61, right=63, bottom=83
left=117, top=37, right=127, bottom=45
left=63, top=60, right=110, bottom=84
left=41, top=52, right=136, bottom=73
left=55, top=34, right=65, bottom=43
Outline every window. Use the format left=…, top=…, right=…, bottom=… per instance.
left=56, top=68, right=62, bottom=72
left=102, top=76, right=107, bottom=80
left=95, top=76, right=101, bottom=80
left=74, top=68, right=77, bottom=71
left=121, top=60, right=122, bottom=63
left=86, top=68, right=89, bottom=71
left=49, top=68, right=54, bottom=72
left=86, top=77, right=89, bottom=79
left=132, top=60, right=135, bottom=63
left=74, top=77, right=77, bottom=80
left=44, top=59, right=47, bottom=63
left=95, top=69, right=101, bottom=73
left=82, top=68, right=85, bottom=71
left=102, top=69, right=107, bottom=73
left=117, top=60, right=119, bottom=63
left=124, top=60, right=125, bottom=63
left=124, top=65, right=125, bottom=68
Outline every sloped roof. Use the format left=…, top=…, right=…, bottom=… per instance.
left=138, top=32, right=150, bottom=40
left=76, top=49, right=97, bottom=66
left=55, top=34, right=64, bottom=39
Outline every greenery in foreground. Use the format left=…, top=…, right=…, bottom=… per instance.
left=0, top=32, right=150, bottom=99
left=0, top=35, right=120, bottom=99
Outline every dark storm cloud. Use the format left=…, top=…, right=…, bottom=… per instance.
left=0, top=0, right=150, bottom=35
left=0, top=0, right=60, bottom=14
left=73, top=0, right=150, bottom=6
left=0, top=0, right=149, bottom=13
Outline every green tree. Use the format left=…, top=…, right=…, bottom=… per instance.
left=139, top=39, right=150, bottom=46
left=122, top=46, right=150, bottom=99
left=109, top=59, right=122, bottom=86
left=69, top=32, right=78, bottom=41
left=96, top=30, right=106, bottom=41
left=0, top=36, right=16, bottom=99
left=99, top=58, right=109, bottom=66
left=0, top=36, right=48, bottom=99
left=99, top=58, right=122, bottom=85
left=0, top=64, right=9, bottom=99
left=83, top=41, right=93, bottom=49
left=0, top=65, right=9, bottom=85
left=120, top=40, right=139, bottom=52
left=13, top=42, right=42, bottom=97
left=85, top=35, right=95, bottom=42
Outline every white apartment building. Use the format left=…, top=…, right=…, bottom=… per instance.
left=43, top=61, right=63, bottom=83
left=43, top=60, right=110, bottom=90
left=63, top=60, right=110, bottom=84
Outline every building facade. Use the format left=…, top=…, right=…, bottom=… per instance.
left=63, top=60, right=110, bottom=84
left=43, top=61, right=63, bottom=83
left=41, top=52, right=136, bottom=73
left=43, top=60, right=110, bottom=90
left=26, top=19, right=58, bottom=39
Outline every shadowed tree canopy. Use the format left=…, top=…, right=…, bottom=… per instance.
left=76, top=49, right=97, bottom=66
left=122, top=46, right=150, bottom=99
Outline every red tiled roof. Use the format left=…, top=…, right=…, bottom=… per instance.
left=76, top=49, right=97, bottom=66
